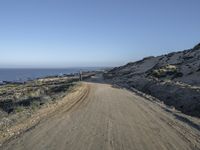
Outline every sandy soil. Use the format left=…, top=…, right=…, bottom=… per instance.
left=1, top=78, right=200, bottom=150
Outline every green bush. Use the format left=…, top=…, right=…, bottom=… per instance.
left=151, top=65, right=178, bottom=78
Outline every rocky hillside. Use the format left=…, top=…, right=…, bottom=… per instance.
left=105, top=43, right=200, bottom=117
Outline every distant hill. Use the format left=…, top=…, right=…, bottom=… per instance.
left=104, top=43, right=200, bottom=117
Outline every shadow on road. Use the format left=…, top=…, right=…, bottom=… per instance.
left=84, top=73, right=122, bottom=90
left=84, top=73, right=106, bottom=84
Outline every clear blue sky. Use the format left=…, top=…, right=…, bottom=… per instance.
left=0, top=0, right=199, bottom=68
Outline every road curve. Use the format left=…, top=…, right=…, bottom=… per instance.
left=2, top=81, right=200, bottom=150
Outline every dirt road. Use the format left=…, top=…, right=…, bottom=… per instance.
left=2, top=79, right=200, bottom=150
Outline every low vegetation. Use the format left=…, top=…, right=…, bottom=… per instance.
left=0, top=77, right=76, bottom=114
left=151, top=65, right=178, bottom=78
left=0, top=76, right=81, bottom=134
left=0, top=72, right=95, bottom=134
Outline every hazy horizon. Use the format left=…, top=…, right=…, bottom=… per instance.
left=0, top=0, right=200, bottom=68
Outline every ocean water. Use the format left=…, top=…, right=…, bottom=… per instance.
left=0, top=68, right=100, bottom=82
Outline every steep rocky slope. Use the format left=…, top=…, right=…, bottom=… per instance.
left=105, top=43, right=200, bottom=117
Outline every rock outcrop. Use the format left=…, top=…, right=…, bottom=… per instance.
left=105, top=43, right=200, bottom=117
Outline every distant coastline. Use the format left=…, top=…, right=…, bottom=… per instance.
left=0, top=67, right=105, bottom=83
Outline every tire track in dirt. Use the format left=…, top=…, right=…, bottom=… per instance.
left=2, top=81, right=200, bottom=150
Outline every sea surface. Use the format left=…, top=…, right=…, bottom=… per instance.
left=0, top=68, right=101, bottom=82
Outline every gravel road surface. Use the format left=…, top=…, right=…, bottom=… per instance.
left=2, top=77, right=200, bottom=150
